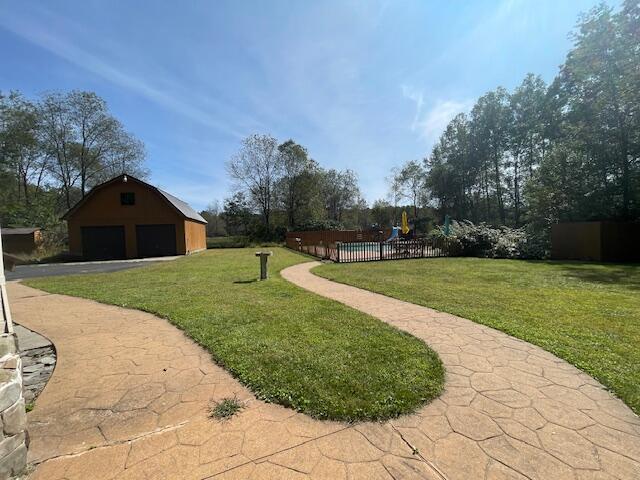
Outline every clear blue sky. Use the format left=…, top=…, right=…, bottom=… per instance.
left=0, top=0, right=616, bottom=211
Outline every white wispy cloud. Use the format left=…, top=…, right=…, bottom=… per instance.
left=1, top=0, right=579, bottom=209
left=420, top=99, right=473, bottom=143
left=402, top=86, right=472, bottom=145
left=0, top=7, right=247, bottom=140
left=401, top=84, right=424, bottom=132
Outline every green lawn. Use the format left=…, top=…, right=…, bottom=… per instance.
left=315, top=258, right=640, bottom=414
left=25, top=248, right=443, bottom=421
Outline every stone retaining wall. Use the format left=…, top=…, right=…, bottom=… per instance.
left=0, top=334, right=27, bottom=479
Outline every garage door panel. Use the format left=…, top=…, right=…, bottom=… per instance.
left=136, top=224, right=177, bottom=258
left=81, top=226, right=126, bottom=260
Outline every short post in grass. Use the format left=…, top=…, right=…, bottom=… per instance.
left=255, top=251, right=272, bottom=280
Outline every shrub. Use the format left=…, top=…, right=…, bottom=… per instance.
left=207, top=236, right=252, bottom=249
left=247, top=224, right=287, bottom=242
left=294, top=220, right=344, bottom=231
left=429, top=220, right=548, bottom=260
left=206, top=236, right=283, bottom=249
left=518, top=225, right=551, bottom=259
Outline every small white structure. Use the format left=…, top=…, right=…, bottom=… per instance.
left=0, top=228, right=27, bottom=479
left=0, top=229, right=14, bottom=335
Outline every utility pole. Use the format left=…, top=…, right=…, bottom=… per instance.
left=0, top=227, right=14, bottom=335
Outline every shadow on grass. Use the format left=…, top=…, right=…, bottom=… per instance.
left=549, top=261, right=640, bottom=291
left=233, top=279, right=258, bottom=284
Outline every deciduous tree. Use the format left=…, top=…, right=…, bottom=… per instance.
left=39, top=90, right=146, bottom=208
left=226, top=134, right=281, bottom=230
left=391, top=160, right=428, bottom=220
left=276, top=140, right=320, bottom=228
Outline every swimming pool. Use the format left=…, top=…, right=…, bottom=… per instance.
left=337, top=241, right=379, bottom=252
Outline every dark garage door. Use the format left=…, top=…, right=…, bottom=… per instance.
left=136, top=224, right=177, bottom=258
left=81, top=226, right=126, bottom=260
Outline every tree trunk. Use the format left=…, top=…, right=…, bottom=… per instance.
left=621, top=138, right=629, bottom=220
left=288, top=184, right=295, bottom=228
left=483, top=164, right=491, bottom=221
left=21, top=172, right=29, bottom=206
left=64, top=184, right=71, bottom=209
left=492, top=147, right=505, bottom=224
left=513, top=160, right=520, bottom=227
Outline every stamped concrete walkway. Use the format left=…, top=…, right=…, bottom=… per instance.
left=7, top=261, right=640, bottom=480
left=8, top=282, right=444, bottom=480
left=281, top=262, right=640, bottom=480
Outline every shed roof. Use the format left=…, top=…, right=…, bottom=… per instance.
left=1, top=227, right=40, bottom=235
left=157, top=189, right=207, bottom=224
left=62, top=174, right=207, bottom=224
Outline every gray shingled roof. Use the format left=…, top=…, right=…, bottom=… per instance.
left=62, top=174, right=207, bottom=224
left=1, top=227, right=40, bottom=235
left=157, top=189, right=207, bottom=224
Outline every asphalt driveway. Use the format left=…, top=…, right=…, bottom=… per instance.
left=5, top=256, right=178, bottom=280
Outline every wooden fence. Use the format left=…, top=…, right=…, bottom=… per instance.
left=285, top=229, right=391, bottom=250
left=551, top=221, right=640, bottom=262
left=296, top=244, right=339, bottom=262
left=290, top=235, right=458, bottom=263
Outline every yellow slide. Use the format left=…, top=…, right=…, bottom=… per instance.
left=401, top=211, right=410, bottom=234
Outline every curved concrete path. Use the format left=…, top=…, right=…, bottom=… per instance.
left=7, top=261, right=640, bottom=480
left=281, top=262, right=640, bottom=480
left=8, top=283, right=447, bottom=480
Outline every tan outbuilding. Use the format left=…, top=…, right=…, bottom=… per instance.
left=63, top=174, right=207, bottom=260
left=0, top=228, right=42, bottom=254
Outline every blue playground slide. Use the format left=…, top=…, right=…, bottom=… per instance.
left=385, top=227, right=400, bottom=242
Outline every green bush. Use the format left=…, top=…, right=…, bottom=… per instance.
left=430, top=220, right=548, bottom=259
left=248, top=224, right=287, bottom=242
left=294, top=219, right=344, bottom=231
left=206, top=236, right=282, bottom=249
left=206, top=236, right=252, bottom=249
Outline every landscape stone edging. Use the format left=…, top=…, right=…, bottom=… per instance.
left=0, top=334, right=27, bottom=479
left=17, top=323, right=57, bottom=405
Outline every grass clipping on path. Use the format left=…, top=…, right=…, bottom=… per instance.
left=316, top=257, right=640, bottom=415
left=25, top=248, right=444, bottom=422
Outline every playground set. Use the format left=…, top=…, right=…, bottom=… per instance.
left=285, top=212, right=456, bottom=263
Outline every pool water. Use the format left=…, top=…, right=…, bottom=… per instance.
left=338, top=242, right=380, bottom=252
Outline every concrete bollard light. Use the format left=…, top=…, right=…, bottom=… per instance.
left=255, top=251, right=273, bottom=280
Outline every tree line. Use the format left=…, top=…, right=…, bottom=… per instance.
left=0, top=90, right=147, bottom=229
left=218, top=2, right=639, bottom=242
left=418, top=1, right=639, bottom=233
left=208, top=138, right=421, bottom=238
left=216, top=133, right=366, bottom=238
left=6, top=1, right=635, bottom=248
